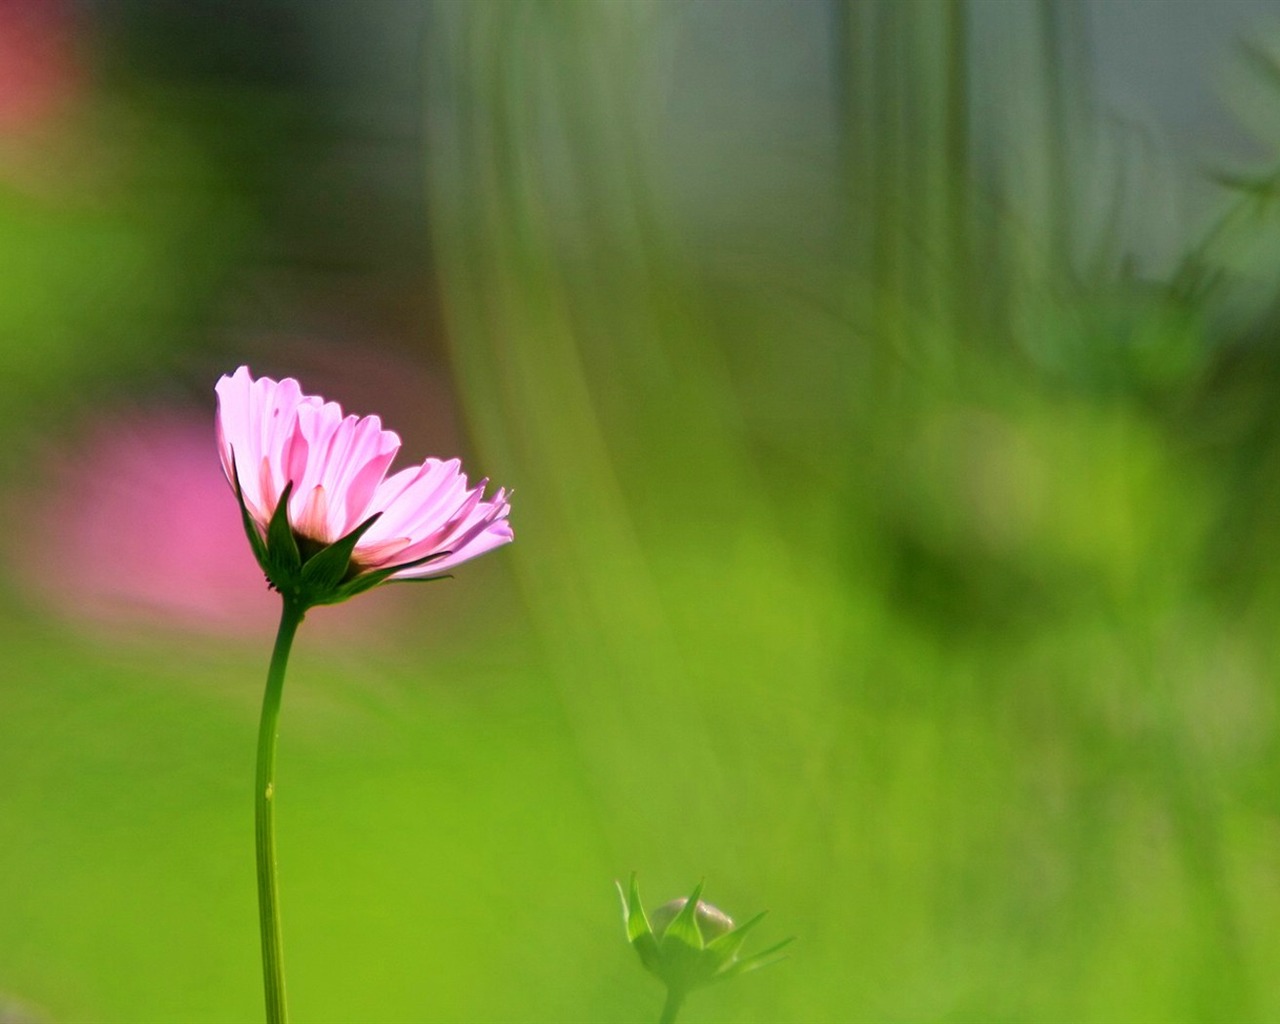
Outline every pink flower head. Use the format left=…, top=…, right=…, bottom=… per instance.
left=215, top=365, right=512, bottom=607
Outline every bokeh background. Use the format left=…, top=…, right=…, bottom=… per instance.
left=5, top=0, right=1280, bottom=1020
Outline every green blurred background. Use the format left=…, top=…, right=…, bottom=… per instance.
left=5, top=1, right=1280, bottom=1020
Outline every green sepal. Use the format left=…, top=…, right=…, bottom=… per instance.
left=705, top=911, right=767, bottom=970
left=617, top=875, right=663, bottom=975
left=229, top=450, right=269, bottom=572
left=316, top=570, right=390, bottom=605
left=661, top=881, right=707, bottom=949
left=312, top=549, right=454, bottom=605
left=633, top=933, right=664, bottom=977
left=265, top=481, right=301, bottom=583
left=658, top=882, right=716, bottom=991
left=314, top=567, right=451, bottom=606
left=299, top=511, right=382, bottom=592
left=380, top=548, right=453, bottom=576
left=712, top=936, right=795, bottom=984
left=314, top=547, right=455, bottom=604
left=385, top=573, right=453, bottom=586
left=370, top=549, right=455, bottom=591
left=621, top=873, right=653, bottom=944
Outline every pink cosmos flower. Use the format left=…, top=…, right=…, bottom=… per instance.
left=215, top=365, right=511, bottom=606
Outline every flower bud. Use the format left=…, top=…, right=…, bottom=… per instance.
left=649, top=897, right=734, bottom=944
left=616, top=873, right=792, bottom=1002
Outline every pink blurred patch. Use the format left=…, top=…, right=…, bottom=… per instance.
left=0, top=1, right=80, bottom=134
left=13, top=410, right=385, bottom=642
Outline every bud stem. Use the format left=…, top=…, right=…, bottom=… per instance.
left=659, top=988, right=685, bottom=1024
left=255, top=597, right=305, bottom=1024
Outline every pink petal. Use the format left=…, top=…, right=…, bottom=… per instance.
left=294, top=484, right=330, bottom=542
left=364, top=460, right=469, bottom=542
left=392, top=510, right=513, bottom=578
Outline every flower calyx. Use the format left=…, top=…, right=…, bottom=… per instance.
left=230, top=456, right=449, bottom=610
left=616, top=873, right=793, bottom=1000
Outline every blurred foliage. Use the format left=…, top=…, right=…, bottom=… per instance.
left=7, top=1, right=1280, bottom=1022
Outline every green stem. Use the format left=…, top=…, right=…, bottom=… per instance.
left=658, top=987, right=684, bottom=1024
left=255, top=597, right=305, bottom=1024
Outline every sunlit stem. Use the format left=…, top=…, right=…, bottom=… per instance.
left=255, top=596, right=305, bottom=1024
left=658, top=987, right=684, bottom=1024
